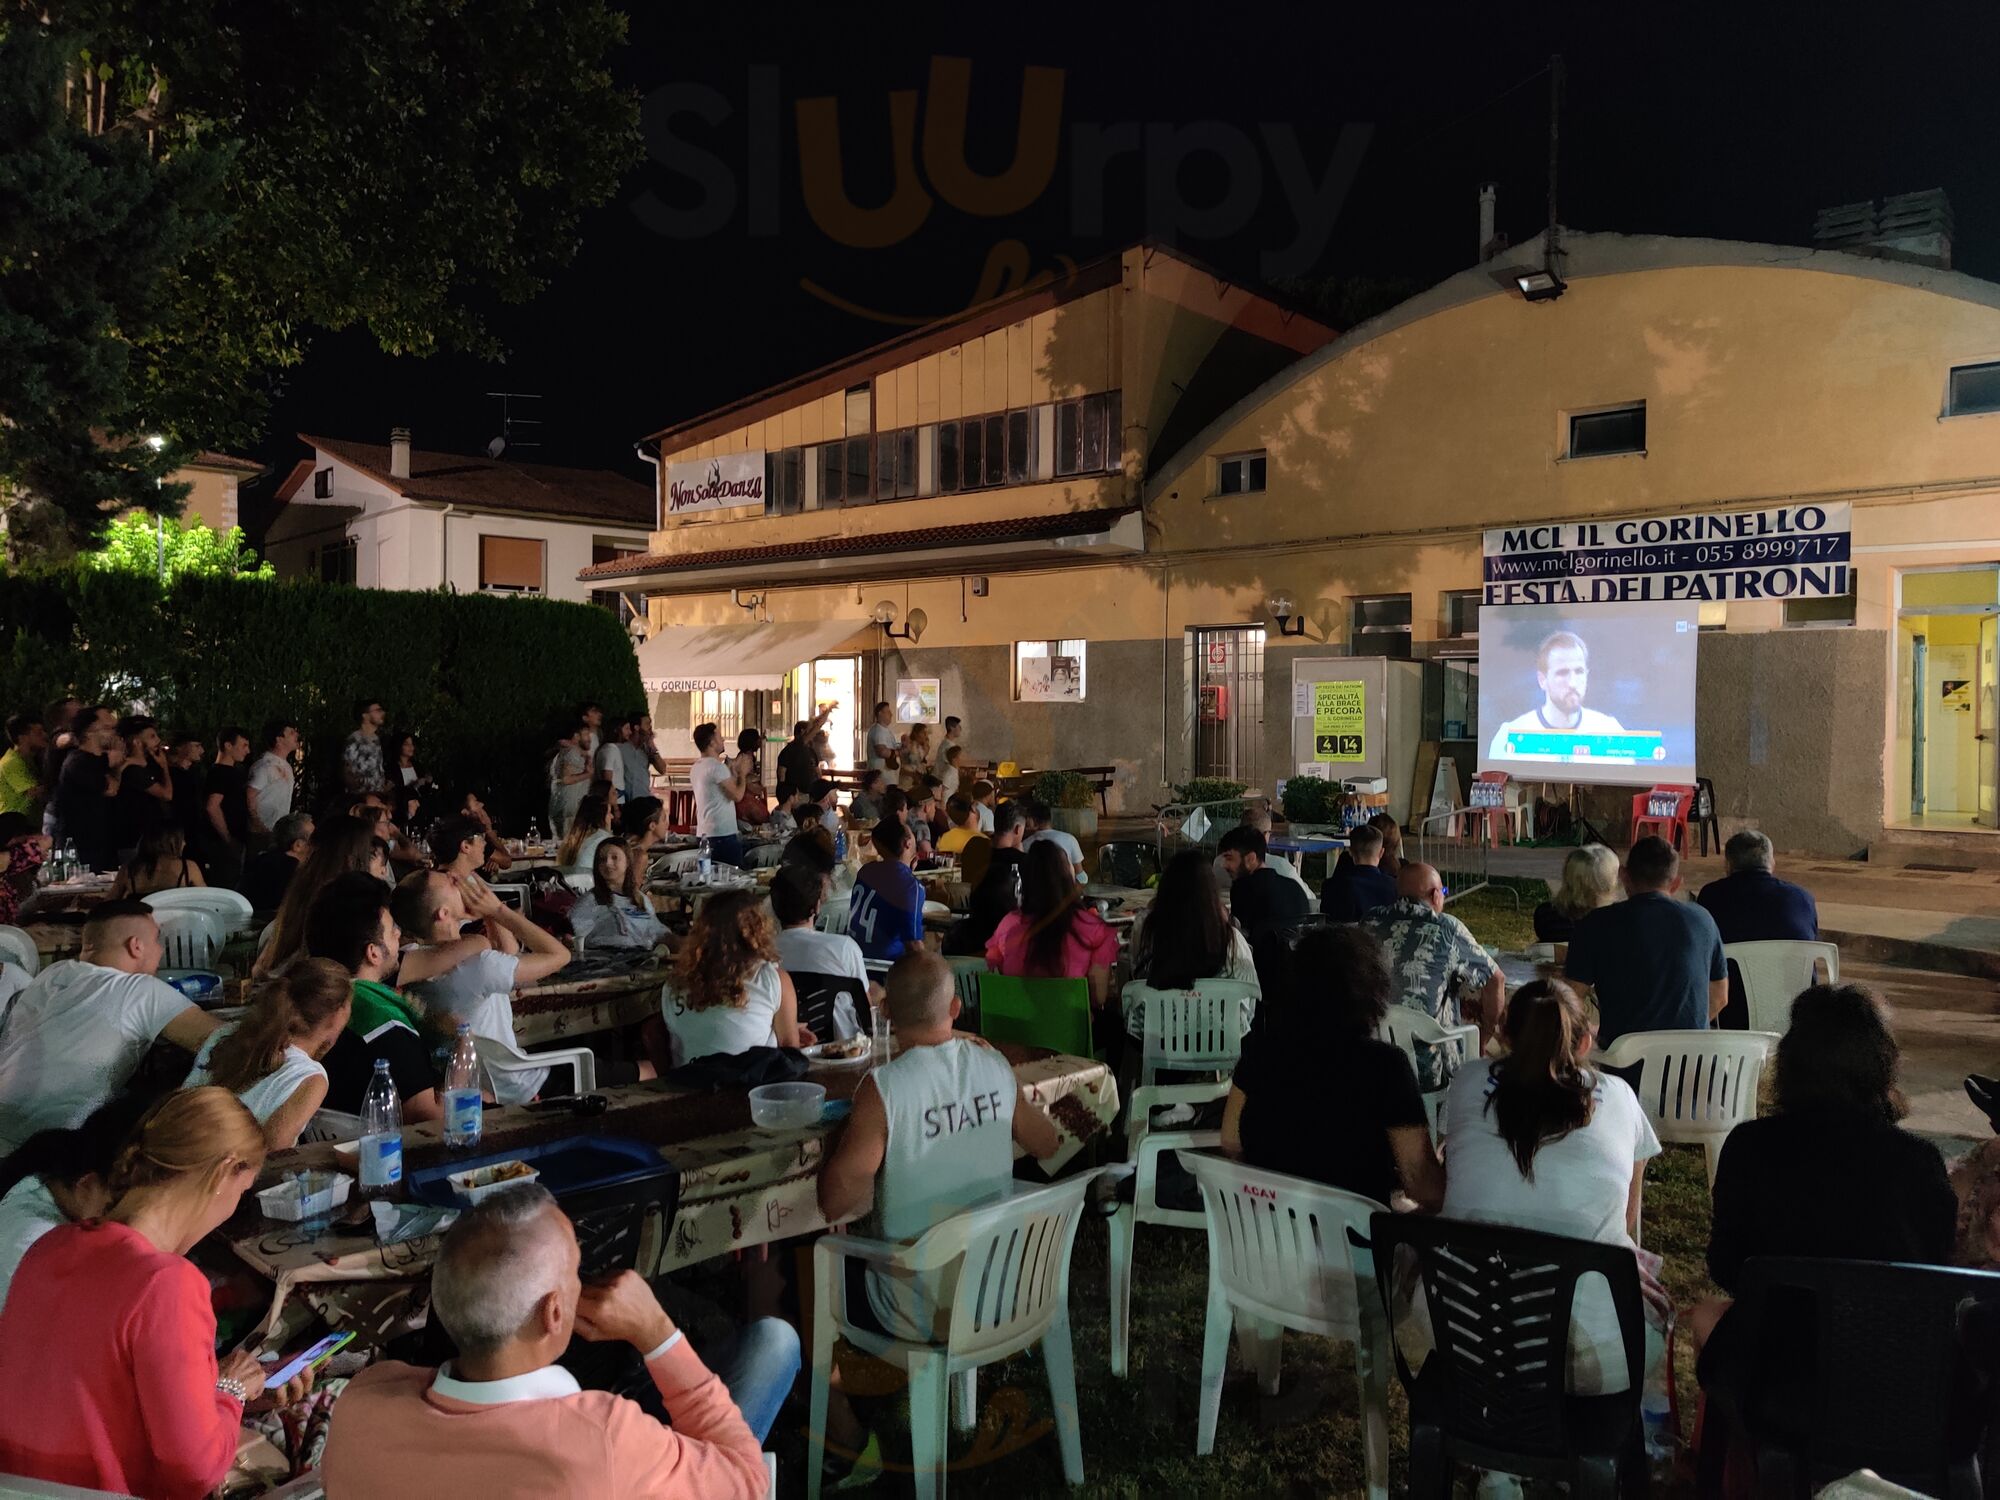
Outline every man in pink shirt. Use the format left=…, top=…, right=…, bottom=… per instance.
left=322, top=1185, right=792, bottom=1498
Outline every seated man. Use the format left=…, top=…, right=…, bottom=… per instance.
left=849, top=819, right=924, bottom=963
left=0, top=901, right=217, bottom=1155
left=819, top=951, right=1061, bottom=1344
left=1566, top=835, right=1727, bottom=1049
left=1018, top=796, right=1084, bottom=883
left=429, top=811, right=496, bottom=898
left=847, top=770, right=887, bottom=826
left=968, top=778, right=997, bottom=834
left=310, top=871, right=446, bottom=1121
left=237, top=811, right=313, bottom=914
left=769, top=863, right=869, bottom=1040
left=936, top=795, right=984, bottom=859
left=1361, top=861, right=1504, bottom=1087
left=1320, top=823, right=1397, bottom=923
left=322, top=1184, right=785, bottom=1498
left=1218, top=826, right=1311, bottom=942
left=1696, top=829, right=1819, bottom=1029
left=1214, top=806, right=1317, bottom=907
left=804, top=779, right=844, bottom=840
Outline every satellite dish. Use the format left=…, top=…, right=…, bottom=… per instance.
left=486, top=436, right=507, bottom=458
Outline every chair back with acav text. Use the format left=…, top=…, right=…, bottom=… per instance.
left=1724, top=940, right=1840, bottom=1034
left=1595, top=1028, right=1777, bottom=1186
left=143, top=886, right=254, bottom=932
left=1123, top=977, right=1257, bottom=1087
left=1369, top=1213, right=1647, bottom=1498
left=1184, top=1152, right=1391, bottom=1495
left=153, top=907, right=225, bottom=971
left=977, top=975, right=1094, bottom=1058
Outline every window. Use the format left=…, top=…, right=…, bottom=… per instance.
left=478, top=534, right=545, bottom=593
left=765, top=447, right=804, bottom=516
left=937, top=421, right=960, bottom=493
left=819, top=442, right=845, bottom=505
left=959, top=419, right=984, bottom=492
left=312, top=467, right=334, bottom=499
left=983, top=415, right=1005, bottom=486
left=1698, top=601, right=1728, bottom=632
left=1948, top=362, right=2000, bottom=417
left=872, top=428, right=919, bottom=500
left=316, top=536, right=356, bottom=584
left=1567, top=403, right=1646, bottom=459
left=1013, top=639, right=1087, bottom=701
left=1784, top=593, right=1857, bottom=627
left=1218, top=451, right=1268, bottom=495
left=1442, top=589, right=1482, bottom=638
left=1351, top=594, right=1412, bottom=658
left=1004, top=411, right=1032, bottom=483
left=843, top=436, right=871, bottom=504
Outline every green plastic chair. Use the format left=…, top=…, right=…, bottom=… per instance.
left=977, top=975, right=1095, bottom=1059
left=945, top=955, right=987, bottom=1026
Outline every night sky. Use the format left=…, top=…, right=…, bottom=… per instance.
left=251, top=1, right=2000, bottom=487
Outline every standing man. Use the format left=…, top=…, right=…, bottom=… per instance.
left=53, top=706, right=125, bottom=870
left=576, top=701, right=604, bottom=761
left=165, top=732, right=206, bottom=843
left=0, top=714, right=47, bottom=821
left=865, top=702, right=899, bottom=775
left=939, top=715, right=964, bottom=769
left=199, top=726, right=253, bottom=888
left=110, top=715, right=173, bottom=859
left=594, top=715, right=632, bottom=799
left=246, top=719, right=300, bottom=848
left=621, top=712, right=666, bottom=800
left=691, top=723, right=744, bottom=868
left=1566, top=836, right=1728, bottom=1049
left=343, top=698, right=389, bottom=796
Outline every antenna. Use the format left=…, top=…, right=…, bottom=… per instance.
left=485, top=391, right=544, bottom=455
left=1545, top=53, right=1564, bottom=274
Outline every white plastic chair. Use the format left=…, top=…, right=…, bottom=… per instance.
left=816, top=892, right=852, bottom=936
left=300, top=1109, right=365, bottom=1144
left=1376, top=1008, right=1482, bottom=1140
left=0, top=925, right=39, bottom=977
left=1123, top=978, right=1258, bottom=1087
left=1184, top=1151, right=1391, bottom=1497
left=143, top=886, right=254, bottom=933
left=472, top=1033, right=596, bottom=1097
left=154, top=908, right=225, bottom=971
left=807, top=1172, right=1102, bottom=1499
left=1596, top=1028, right=1778, bottom=1186
left=1724, top=940, right=1840, bottom=1034
left=1109, top=1080, right=1230, bottom=1377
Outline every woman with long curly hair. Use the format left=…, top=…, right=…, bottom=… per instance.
left=253, top=814, right=383, bottom=978
left=659, top=889, right=811, bottom=1066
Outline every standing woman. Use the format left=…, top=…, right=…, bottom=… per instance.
left=388, top=729, right=430, bottom=827
left=546, top=719, right=590, bottom=838
left=184, top=958, right=353, bottom=1149
left=660, top=889, right=812, bottom=1066
left=898, top=722, right=933, bottom=791
left=0, top=1088, right=312, bottom=1498
left=731, top=728, right=764, bottom=793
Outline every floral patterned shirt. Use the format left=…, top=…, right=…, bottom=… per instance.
left=1362, top=898, right=1498, bottom=1089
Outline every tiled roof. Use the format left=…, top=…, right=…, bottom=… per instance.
left=297, top=434, right=652, bottom=527
left=577, top=507, right=1140, bottom=582
left=184, top=450, right=264, bottom=474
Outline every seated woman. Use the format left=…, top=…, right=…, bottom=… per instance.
left=619, top=793, right=667, bottom=852
left=660, top=889, right=811, bottom=1067
left=183, top=958, right=352, bottom=1149
left=1438, top=978, right=1661, bottom=1394
left=0, top=813, right=45, bottom=927
left=849, top=818, right=925, bottom=963
left=1533, top=842, right=1620, bottom=943
left=253, top=814, right=381, bottom=978
left=1222, top=924, right=1443, bottom=1210
left=1125, top=849, right=1258, bottom=1039
left=556, top=791, right=613, bottom=875
left=0, top=1088, right=313, bottom=1497
left=1692, top=984, right=1955, bottom=1411
left=0, top=1093, right=149, bottom=1311
left=985, top=841, right=1120, bottom=1013
left=109, top=821, right=206, bottom=899
left=568, top=838, right=669, bottom=951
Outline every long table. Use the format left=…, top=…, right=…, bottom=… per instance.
left=222, top=1041, right=1116, bottom=1339
left=511, top=964, right=667, bottom=1047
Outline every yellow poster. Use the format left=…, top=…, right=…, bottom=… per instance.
left=1313, top=680, right=1366, bottom=762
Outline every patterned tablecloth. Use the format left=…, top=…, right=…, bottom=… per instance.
left=510, top=965, right=667, bottom=1047
left=220, top=1042, right=1116, bottom=1339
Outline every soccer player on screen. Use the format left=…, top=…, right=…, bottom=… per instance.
left=1488, top=630, right=1626, bottom=758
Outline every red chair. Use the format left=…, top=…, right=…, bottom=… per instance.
left=1630, top=784, right=1696, bottom=854
left=1460, top=771, right=1515, bottom=848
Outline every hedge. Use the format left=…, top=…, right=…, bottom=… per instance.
left=0, top=572, right=644, bottom=830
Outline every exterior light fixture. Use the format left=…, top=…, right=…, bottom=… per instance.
left=1269, top=595, right=1307, bottom=638
left=874, top=599, right=921, bottom=642
left=1514, top=268, right=1566, bottom=303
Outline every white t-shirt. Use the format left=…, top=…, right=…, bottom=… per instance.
left=662, top=961, right=782, bottom=1066
left=1441, top=1060, right=1660, bottom=1391
left=185, top=1026, right=326, bottom=1124
left=592, top=741, right=626, bottom=797
left=773, top=926, right=865, bottom=1040
left=245, top=751, right=295, bottom=833
left=865, top=723, right=900, bottom=772
left=1022, top=827, right=1087, bottom=883
left=1487, top=706, right=1627, bottom=761
left=0, top=962, right=194, bottom=1156
left=407, top=948, right=543, bottom=1105
left=937, top=766, right=960, bottom=802
left=691, top=756, right=738, bottom=839
left=0, top=1175, right=64, bottom=1313
left=975, top=802, right=994, bottom=834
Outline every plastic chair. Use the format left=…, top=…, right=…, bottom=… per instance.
left=143, top=886, right=254, bottom=932
left=1460, top=771, right=1515, bottom=848
left=1108, top=1080, right=1229, bottom=1377
left=944, top=955, right=985, bottom=1025
left=976, top=975, right=1094, bottom=1058
left=1595, top=1028, right=1778, bottom=1186
left=1184, top=1153, right=1390, bottom=1495
left=815, top=892, right=851, bottom=936
left=1121, top=977, right=1258, bottom=1087
left=806, top=1172, right=1102, bottom=1499
left=0, top=925, right=39, bottom=977
left=300, top=1108, right=365, bottom=1144
left=786, top=970, right=871, bottom=1041
left=1369, top=1212, right=1647, bottom=1498
left=1375, top=1008, right=1482, bottom=1138
left=561, top=871, right=594, bottom=895
left=1723, top=940, right=1840, bottom=1034
left=154, top=908, right=225, bottom=970
left=1711, top=1257, right=2000, bottom=1499
left=1095, top=839, right=1161, bottom=889
left=472, top=1033, right=595, bottom=1098
left=1629, top=784, right=1696, bottom=853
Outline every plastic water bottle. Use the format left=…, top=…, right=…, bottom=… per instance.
left=526, top=817, right=542, bottom=848
left=359, top=1059, right=403, bottom=1196
left=443, top=1024, right=484, bottom=1150
left=1640, top=1353, right=1675, bottom=1475
left=834, top=829, right=848, bottom=864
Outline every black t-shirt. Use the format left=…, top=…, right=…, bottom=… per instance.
left=944, top=848, right=1025, bottom=956
left=112, top=760, right=165, bottom=854
left=775, top=739, right=816, bottom=796
left=1234, top=1032, right=1428, bottom=1205
left=1321, top=863, right=1398, bottom=923
left=322, top=1023, right=440, bottom=1114
left=237, top=848, right=298, bottom=914
left=1229, top=865, right=1311, bottom=941
left=55, top=750, right=114, bottom=869
left=169, top=762, right=206, bottom=844
left=202, top=762, right=250, bottom=847
left=1531, top=902, right=1575, bottom=942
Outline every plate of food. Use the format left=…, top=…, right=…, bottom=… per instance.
left=801, top=1035, right=871, bottom=1070
left=447, top=1159, right=540, bottom=1205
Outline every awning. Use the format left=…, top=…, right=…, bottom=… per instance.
left=636, top=618, right=870, bottom=693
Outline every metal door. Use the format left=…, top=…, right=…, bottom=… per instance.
left=1188, top=628, right=1266, bottom=783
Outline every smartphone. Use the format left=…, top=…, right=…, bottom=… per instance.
left=261, top=1330, right=354, bottom=1386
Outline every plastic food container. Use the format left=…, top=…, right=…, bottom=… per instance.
left=748, top=1082, right=827, bottom=1130
left=257, top=1170, right=352, bottom=1222
left=161, top=970, right=223, bottom=1001
left=446, top=1160, right=541, bottom=1206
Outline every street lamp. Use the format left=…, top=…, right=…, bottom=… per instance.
left=145, top=435, right=167, bottom=582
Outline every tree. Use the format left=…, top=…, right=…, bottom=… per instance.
left=1, top=2, right=639, bottom=551
left=84, top=512, right=274, bottom=582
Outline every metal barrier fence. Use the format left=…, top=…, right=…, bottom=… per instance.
left=1413, top=808, right=1493, bottom=907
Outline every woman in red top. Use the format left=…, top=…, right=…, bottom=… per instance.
left=0, top=1087, right=311, bottom=1498
left=985, top=840, right=1121, bottom=1011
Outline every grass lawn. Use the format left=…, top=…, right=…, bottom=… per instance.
left=770, top=897, right=1720, bottom=1497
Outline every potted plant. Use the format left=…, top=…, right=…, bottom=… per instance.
left=1034, top=769, right=1099, bottom=840
left=1280, top=774, right=1342, bottom=834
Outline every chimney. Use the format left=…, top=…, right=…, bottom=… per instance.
left=389, top=426, right=412, bottom=480
left=1478, top=182, right=1506, bottom=262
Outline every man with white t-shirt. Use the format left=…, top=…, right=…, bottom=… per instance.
left=819, top=951, right=1061, bottom=1342
left=769, top=864, right=874, bottom=1041
left=864, top=702, right=900, bottom=775
left=593, top=715, right=633, bottom=799
left=246, top=718, right=300, bottom=847
left=690, top=722, right=744, bottom=868
left=1017, top=797, right=1086, bottom=884
left=0, top=901, right=218, bottom=1155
